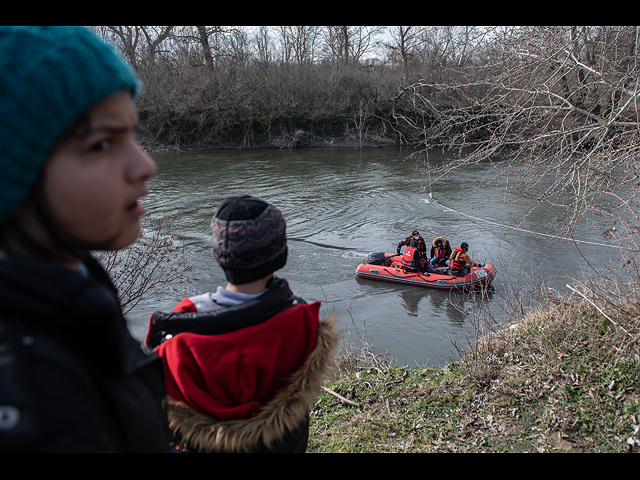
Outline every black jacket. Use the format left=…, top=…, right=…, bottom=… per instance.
left=0, top=253, right=171, bottom=452
left=397, top=235, right=427, bottom=256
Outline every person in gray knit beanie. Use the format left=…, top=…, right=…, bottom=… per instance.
left=145, top=195, right=338, bottom=453
left=211, top=195, right=288, bottom=285
left=162, top=195, right=290, bottom=314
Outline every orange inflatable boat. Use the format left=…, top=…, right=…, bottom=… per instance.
left=355, top=252, right=496, bottom=291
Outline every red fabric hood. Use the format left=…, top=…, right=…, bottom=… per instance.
left=154, top=301, right=320, bottom=421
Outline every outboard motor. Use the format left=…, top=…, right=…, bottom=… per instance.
left=367, top=251, right=389, bottom=266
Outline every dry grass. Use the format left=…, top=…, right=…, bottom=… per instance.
left=309, top=271, right=640, bottom=453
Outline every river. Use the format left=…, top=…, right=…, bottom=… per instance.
left=124, top=146, right=621, bottom=367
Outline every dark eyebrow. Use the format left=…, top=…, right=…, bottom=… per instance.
left=51, top=113, right=139, bottom=154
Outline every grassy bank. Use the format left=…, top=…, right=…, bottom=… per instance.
left=308, top=282, right=640, bottom=453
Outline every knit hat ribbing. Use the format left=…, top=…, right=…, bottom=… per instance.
left=0, top=26, right=141, bottom=225
left=211, top=195, right=288, bottom=285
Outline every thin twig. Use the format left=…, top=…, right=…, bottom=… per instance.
left=321, top=386, right=361, bottom=407
left=566, top=283, right=632, bottom=338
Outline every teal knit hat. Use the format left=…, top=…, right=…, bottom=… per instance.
left=0, top=26, right=141, bottom=225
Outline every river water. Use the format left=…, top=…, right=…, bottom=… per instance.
left=124, top=146, right=621, bottom=367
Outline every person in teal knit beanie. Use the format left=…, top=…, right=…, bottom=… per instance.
left=0, top=26, right=171, bottom=452
left=0, top=26, right=143, bottom=226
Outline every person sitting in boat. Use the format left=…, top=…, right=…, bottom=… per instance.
left=401, top=242, right=429, bottom=273
left=448, top=242, right=484, bottom=277
left=429, top=236, right=452, bottom=268
left=397, top=230, right=429, bottom=273
left=396, top=230, right=427, bottom=258
left=146, top=195, right=339, bottom=453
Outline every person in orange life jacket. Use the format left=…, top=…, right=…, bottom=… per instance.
left=449, top=242, right=485, bottom=276
left=397, top=230, right=428, bottom=273
left=429, top=236, right=452, bottom=267
left=145, top=195, right=339, bottom=453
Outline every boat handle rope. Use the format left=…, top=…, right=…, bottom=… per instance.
left=380, top=267, right=435, bottom=282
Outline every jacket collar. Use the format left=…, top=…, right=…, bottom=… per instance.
left=146, top=277, right=300, bottom=348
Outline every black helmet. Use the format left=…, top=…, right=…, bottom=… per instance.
left=460, top=242, right=469, bottom=252
left=412, top=230, right=420, bottom=237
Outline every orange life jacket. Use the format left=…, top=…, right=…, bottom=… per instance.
left=449, top=247, right=467, bottom=271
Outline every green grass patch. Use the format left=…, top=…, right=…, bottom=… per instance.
left=309, top=288, right=640, bottom=453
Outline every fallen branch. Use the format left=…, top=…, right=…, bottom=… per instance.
left=321, top=386, right=361, bottom=407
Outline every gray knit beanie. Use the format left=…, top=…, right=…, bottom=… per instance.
left=211, top=195, right=288, bottom=285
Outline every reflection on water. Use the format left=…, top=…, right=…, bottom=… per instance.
left=125, top=147, right=620, bottom=367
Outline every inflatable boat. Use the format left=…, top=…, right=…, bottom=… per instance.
left=355, top=252, right=496, bottom=291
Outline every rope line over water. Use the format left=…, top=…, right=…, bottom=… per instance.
left=423, top=196, right=621, bottom=249
left=420, top=149, right=620, bottom=249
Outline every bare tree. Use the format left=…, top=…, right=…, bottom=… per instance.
left=196, top=25, right=216, bottom=72
left=398, top=26, right=640, bottom=238
left=140, top=26, right=174, bottom=68
left=99, top=26, right=142, bottom=70
left=101, top=26, right=174, bottom=71
left=188, top=26, right=236, bottom=75
left=94, top=219, right=193, bottom=315
left=321, top=26, right=383, bottom=65
left=276, top=26, right=320, bottom=64
left=380, top=26, right=425, bottom=75
left=254, top=26, right=274, bottom=66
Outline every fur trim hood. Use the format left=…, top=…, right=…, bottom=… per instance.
left=165, top=314, right=339, bottom=453
left=432, top=236, right=447, bottom=247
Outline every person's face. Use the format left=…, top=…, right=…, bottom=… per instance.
left=41, top=90, right=156, bottom=257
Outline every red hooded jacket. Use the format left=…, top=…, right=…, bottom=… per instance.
left=146, top=278, right=320, bottom=421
